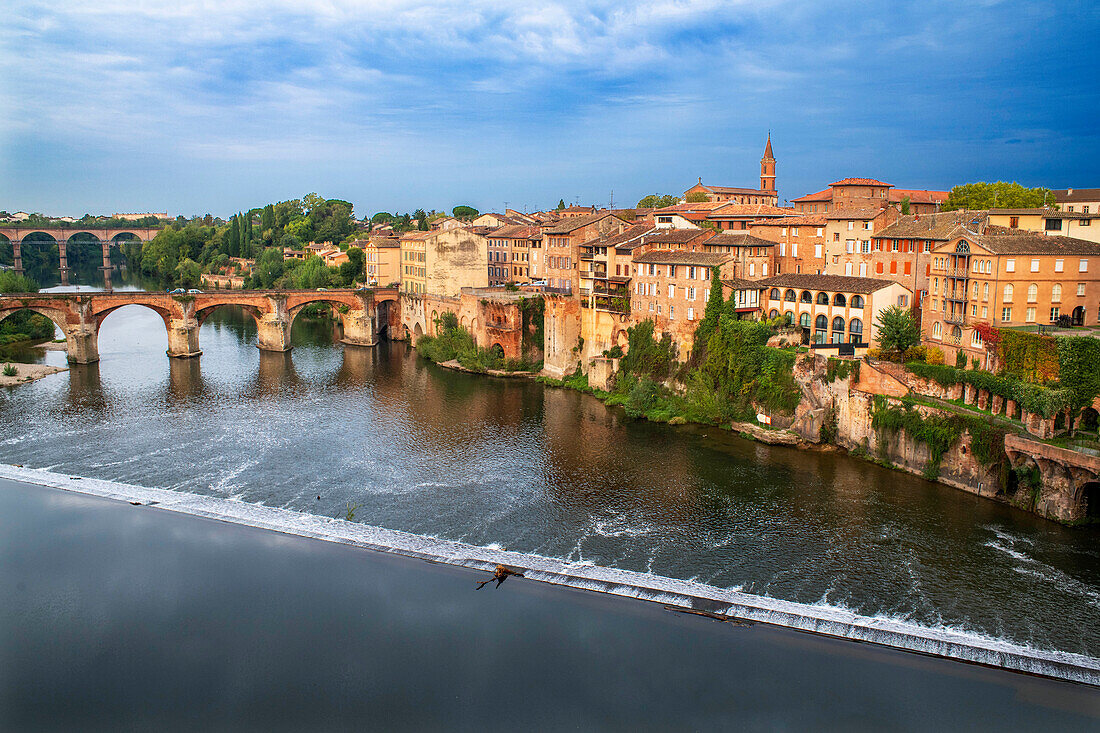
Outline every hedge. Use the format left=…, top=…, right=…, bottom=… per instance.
left=904, top=361, right=1072, bottom=418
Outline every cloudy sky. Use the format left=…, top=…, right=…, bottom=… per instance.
left=2, top=1, right=1097, bottom=218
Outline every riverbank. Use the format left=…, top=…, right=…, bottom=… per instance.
left=0, top=361, right=68, bottom=386
left=3, top=463, right=1099, bottom=688
left=437, top=358, right=540, bottom=378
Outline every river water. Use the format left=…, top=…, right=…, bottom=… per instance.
left=2, top=278, right=1099, bottom=659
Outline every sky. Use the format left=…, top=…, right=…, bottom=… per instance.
left=2, top=1, right=1098, bottom=219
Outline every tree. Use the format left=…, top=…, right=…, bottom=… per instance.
left=556, top=199, right=566, bottom=211
left=174, top=258, right=202, bottom=288
left=691, top=266, right=726, bottom=354
left=372, top=212, right=393, bottom=224
left=636, top=194, right=680, bottom=208
left=452, top=205, right=479, bottom=220
left=227, top=216, right=240, bottom=258
left=302, top=192, right=325, bottom=214
left=685, top=191, right=710, bottom=203
left=338, top=247, right=365, bottom=285
left=900, top=196, right=911, bottom=215
left=261, top=204, right=275, bottom=235
left=943, top=182, right=1055, bottom=211
left=1057, top=337, right=1100, bottom=431
left=875, top=305, right=920, bottom=354
left=252, top=246, right=285, bottom=289
left=0, top=271, right=39, bottom=293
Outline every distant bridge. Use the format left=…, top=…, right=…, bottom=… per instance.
left=0, top=288, right=399, bottom=363
left=0, top=227, right=161, bottom=285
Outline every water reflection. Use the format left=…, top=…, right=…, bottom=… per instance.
left=166, top=358, right=210, bottom=404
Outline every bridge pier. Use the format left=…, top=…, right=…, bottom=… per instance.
left=166, top=319, right=202, bottom=358
left=58, top=241, right=70, bottom=285
left=257, top=315, right=292, bottom=352
left=12, top=240, right=22, bottom=274
left=65, top=325, right=100, bottom=364
left=339, top=309, right=377, bottom=347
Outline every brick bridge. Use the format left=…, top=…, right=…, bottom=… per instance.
left=1003, top=433, right=1100, bottom=523
left=0, top=288, right=398, bottom=363
left=0, top=227, right=161, bottom=284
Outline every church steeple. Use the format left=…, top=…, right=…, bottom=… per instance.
left=760, top=133, right=776, bottom=193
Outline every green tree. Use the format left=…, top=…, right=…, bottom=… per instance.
left=1057, top=337, right=1100, bottom=431
left=261, top=204, right=275, bottom=233
left=943, top=182, right=1056, bottom=211
left=636, top=194, right=680, bottom=208
left=302, top=192, right=325, bottom=214
left=292, top=255, right=331, bottom=289
left=372, top=212, right=393, bottom=224
left=685, top=191, right=710, bottom=203
left=252, top=246, right=285, bottom=289
left=875, top=305, right=920, bottom=354
left=174, top=258, right=202, bottom=288
left=692, top=266, right=726, bottom=353
left=452, top=205, right=479, bottom=220
left=0, top=271, right=39, bottom=293
left=338, top=246, right=365, bottom=285
left=900, top=196, right=911, bottom=215
left=227, top=216, right=240, bottom=258
left=556, top=199, right=566, bottom=211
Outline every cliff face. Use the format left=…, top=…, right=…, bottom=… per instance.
left=778, top=355, right=1002, bottom=502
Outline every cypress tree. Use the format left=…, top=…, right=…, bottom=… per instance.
left=261, top=204, right=275, bottom=234
left=228, top=216, right=240, bottom=258
left=693, top=266, right=726, bottom=353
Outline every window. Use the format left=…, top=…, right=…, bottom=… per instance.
left=816, top=292, right=829, bottom=305
left=1052, top=284, right=1062, bottom=302
left=1001, top=307, right=1012, bottom=322
left=1078, top=283, right=1086, bottom=297
left=1081, top=259, right=1089, bottom=273
left=1050, top=307, right=1060, bottom=322
left=1026, top=307, right=1036, bottom=322
left=897, top=294, right=909, bottom=307
left=689, top=287, right=697, bottom=301
left=780, top=242, right=786, bottom=256
left=1055, top=259, right=1064, bottom=273
left=933, top=277, right=938, bottom=294
left=1003, top=284, right=1014, bottom=302
left=1045, top=218, right=1063, bottom=231
left=861, top=240, right=871, bottom=254
left=668, top=284, right=676, bottom=299
left=1006, top=259, right=1015, bottom=273
left=1010, top=216, right=1019, bottom=228
left=669, top=306, right=675, bottom=319
left=748, top=263, right=755, bottom=277
left=688, top=307, right=694, bottom=320
left=815, top=244, right=823, bottom=258
left=847, top=221, right=854, bottom=231
left=924, top=241, right=931, bottom=253
left=801, top=291, right=813, bottom=303
left=972, top=281, right=978, bottom=298
left=800, top=312, right=811, bottom=328
left=688, top=266, right=696, bottom=279
left=982, top=283, right=989, bottom=300
left=833, top=293, right=847, bottom=307
left=1031, top=259, right=1039, bottom=273
left=770, top=288, right=780, bottom=301
left=833, top=233, right=839, bottom=242
left=781, top=227, right=788, bottom=236
left=1027, top=283, right=1038, bottom=302
left=971, top=304, right=977, bottom=316
left=982, top=306, right=988, bottom=318
left=933, top=322, right=942, bottom=338
left=846, top=240, right=854, bottom=253
left=859, top=263, right=867, bottom=277
left=851, top=295, right=864, bottom=308
left=668, top=265, right=677, bottom=277
left=971, top=329, right=983, bottom=348
left=844, top=263, right=852, bottom=276
left=891, top=240, right=899, bottom=252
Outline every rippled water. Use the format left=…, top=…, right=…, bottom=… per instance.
left=2, top=280, right=1099, bottom=657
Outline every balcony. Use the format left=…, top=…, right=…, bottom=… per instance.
left=944, top=311, right=967, bottom=326
left=579, top=253, right=594, bottom=261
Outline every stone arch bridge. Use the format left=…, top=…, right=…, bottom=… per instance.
left=0, top=227, right=161, bottom=284
left=1004, top=433, right=1100, bottom=523
left=0, top=288, right=398, bottom=363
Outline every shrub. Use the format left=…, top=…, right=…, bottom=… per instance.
left=903, top=345, right=927, bottom=363
left=955, top=349, right=967, bottom=369
left=925, top=347, right=945, bottom=365
left=2, top=364, right=16, bottom=377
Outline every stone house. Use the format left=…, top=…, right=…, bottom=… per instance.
left=541, top=213, right=629, bottom=294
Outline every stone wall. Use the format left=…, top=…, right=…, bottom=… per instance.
left=542, top=294, right=583, bottom=379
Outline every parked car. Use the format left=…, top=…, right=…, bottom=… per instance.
left=187, top=289, right=203, bottom=294
left=316, top=287, right=329, bottom=291
left=169, top=288, right=186, bottom=294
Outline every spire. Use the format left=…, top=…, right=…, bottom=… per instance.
left=763, top=132, right=774, bottom=160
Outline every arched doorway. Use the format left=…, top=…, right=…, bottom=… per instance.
left=1081, top=481, right=1100, bottom=520
left=1072, top=306, right=1086, bottom=327
left=1079, top=407, right=1099, bottom=435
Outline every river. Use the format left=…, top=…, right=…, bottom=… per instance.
left=2, top=276, right=1099, bottom=660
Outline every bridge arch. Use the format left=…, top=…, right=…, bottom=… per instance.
left=195, top=302, right=264, bottom=328
left=0, top=305, right=67, bottom=339
left=93, top=302, right=173, bottom=329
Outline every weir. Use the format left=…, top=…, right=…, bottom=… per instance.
left=2, top=463, right=1098, bottom=687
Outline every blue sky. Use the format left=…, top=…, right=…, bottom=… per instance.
left=2, top=1, right=1098, bottom=219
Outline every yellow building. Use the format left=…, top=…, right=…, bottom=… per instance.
left=987, top=208, right=1100, bottom=244
left=924, top=231, right=1100, bottom=366
left=399, top=231, right=429, bottom=294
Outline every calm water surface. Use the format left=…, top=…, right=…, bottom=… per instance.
left=2, top=277, right=1099, bottom=657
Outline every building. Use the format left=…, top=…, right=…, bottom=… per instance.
left=701, top=233, right=775, bottom=280
left=791, top=178, right=947, bottom=215
left=631, top=250, right=730, bottom=358
left=856, top=210, right=988, bottom=296
left=749, top=215, right=827, bottom=275
left=822, top=205, right=900, bottom=277
left=705, top=203, right=793, bottom=231
left=987, top=208, right=1100, bottom=244
left=485, top=224, right=540, bottom=286
left=924, top=232, right=1100, bottom=366
left=683, top=136, right=780, bottom=206
left=758, top=273, right=913, bottom=352
left=1053, top=188, right=1100, bottom=213
left=399, top=232, right=429, bottom=294
left=361, top=236, right=400, bottom=287
left=114, top=212, right=169, bottom=221
left=541, top=213, right=629, bottom=294
left=423, top=228, right=490, bottom=297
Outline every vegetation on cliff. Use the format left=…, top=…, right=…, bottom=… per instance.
left=416, top=312, right=541, bottom=373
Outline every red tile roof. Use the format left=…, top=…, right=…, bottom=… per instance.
left=890, top=189, right=949, bottom=205
left=830, top=178, right=893, bottom=187
left=790, top=188, right=833, bottom=203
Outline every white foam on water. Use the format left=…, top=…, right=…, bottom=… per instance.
left=2, top=463, right=1098, bottom=687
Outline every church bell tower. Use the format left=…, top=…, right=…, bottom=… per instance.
left=760, top=133, right=776, bottom=194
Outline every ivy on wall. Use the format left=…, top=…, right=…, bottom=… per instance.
left=997, top=330, right=1059, bottom=383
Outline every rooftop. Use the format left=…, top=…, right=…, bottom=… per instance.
left=706, top=203, right=793, bottom=219
left=1053, top=188, right=1100, bottom=203
left=705, top=233, right=776, bottom=248
left=974, top=233, right=1100, bottom=256
left=634, top=250, right=730, bottom=266
left=541, top=212, right=625, bottom=234
left=757, top=273, right=902, bottom=294
left=830, top=178, right=893, bottom=187
left=874, top=210, right=986, bottom=240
